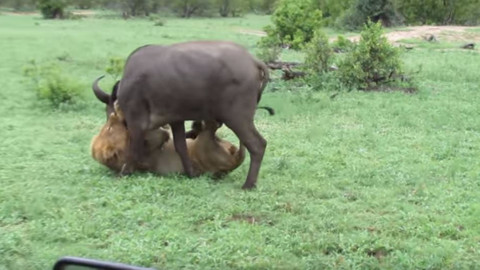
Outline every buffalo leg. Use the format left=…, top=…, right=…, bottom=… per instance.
left=171, top=121, right=195, bottom=178
left=225, top=120, right=266, bottom=189
left=122, top=123, right=146, bottom=175
left=185, top=121, right=203, bottom=139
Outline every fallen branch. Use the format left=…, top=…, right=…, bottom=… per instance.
left=281, top=67, right=306, bottom=80
left=461, top=43, right=475, bottom=50
left=266, top=61, right=302, bottom=70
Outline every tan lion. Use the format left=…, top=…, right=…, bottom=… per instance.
left=91, top=104, right=245, bottom=177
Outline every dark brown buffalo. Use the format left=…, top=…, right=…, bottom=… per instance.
left=92, top=41, right=269, bottom=189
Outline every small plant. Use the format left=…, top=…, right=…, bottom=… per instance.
left=256, top=33, right=282, bottom=63
left=154, top=18, right=166, bottom=26
left=105, top=57, right=125, bottom=80
left=256, top=46, right=282, bottom=63
left=338, top=20, right=403, bottom=90
left=303, top=30, right=333, bottom=74
left=23, top=61, right=85, bottom=108
left=331, top=35, right=355, bottom=53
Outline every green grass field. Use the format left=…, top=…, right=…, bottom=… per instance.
left=1, top=13, right=480, bottom=270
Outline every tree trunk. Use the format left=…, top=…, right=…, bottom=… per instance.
left=219, top=0, right=230, bottom=17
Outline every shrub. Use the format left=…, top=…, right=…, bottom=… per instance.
left=256, top=33, right=282, bottom=62
left=331, top=35, right=355, bottom=53
left=259, top=0, right=322, bottom=50
left=105, top=57, right=125, bottom=80
left=154, top=18, right=166, bottom=26
left=337, top=20, right=402, bottom=90
left=23, top=61, right=85, bottom=108
left=38, top=0, right=68, bottom=19
left=303, top=30, right=333, bottom=74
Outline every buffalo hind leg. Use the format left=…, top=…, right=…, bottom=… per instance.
left=225, top=119, right=266, bottom=189
left=171, top=121, right=195, bottom=178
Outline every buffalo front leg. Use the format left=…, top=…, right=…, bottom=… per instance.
left=122, top=124, right=146, bottom=176
left=171, top=121, right=195, bottom=178
left=225, top=120, right=266, bottom=189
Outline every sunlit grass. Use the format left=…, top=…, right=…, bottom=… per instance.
left=1, top=14, right=480, bottom=269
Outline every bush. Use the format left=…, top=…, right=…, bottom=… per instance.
left=337, top=20, right=402, bottom=90
left=259, top=0, right=322, bottom=50
left=23, top=61, right=85, bottom=108
left=303, top=30, right=333, bottom=74
left=38, top=0, right=68, bottom=19
left=105, top=57, right=125, bottom=80
left=256, top=32, right=282, bottom=62
left=154, top=18, right=166, bottom=26
left=331, top=35, right=355, bottom=53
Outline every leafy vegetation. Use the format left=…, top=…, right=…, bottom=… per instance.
left=23, top=61, right=85, bottom=108
left=259, top=0, right=322, bottom=49
left=303, top=30, right=332, bottom=74
left=1, top=12, right=480, bottom=270
left=341, top=0, right=402, bottom=30
left=105, top=56, right=125, bottom=80
left=38, top=0, right=67, bottom=19
left=337, top=20, right=403, bottom=90
left=2, top=0, right=480, bottom=27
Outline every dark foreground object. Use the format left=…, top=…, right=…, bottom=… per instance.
left=94, top=41, right=269, bottom=189
left=53, top=256, right=154, bottom=270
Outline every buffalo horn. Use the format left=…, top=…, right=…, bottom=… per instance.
left=92, top=75, right=110, bottom=104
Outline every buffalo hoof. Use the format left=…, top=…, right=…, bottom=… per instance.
left=242, top=183, right=257, bottom=190
left=119, top=163, right=134, bottom=176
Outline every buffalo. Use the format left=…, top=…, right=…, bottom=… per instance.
left=92, top=41, right=270, bottom=189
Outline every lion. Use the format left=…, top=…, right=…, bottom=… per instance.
left=90, top=103, right=245, bottom=177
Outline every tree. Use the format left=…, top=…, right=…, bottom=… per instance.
left=341, top=0, right=402, bottom=30
left=120, top=0, right=154, bottom=16
left=216, top=0, right=247, bottom=17
left=171, top=0, right=212, bottom=18
left=393, top=0, right=480, bottom=25
left=314, top=0, right=354, bottom=25
left=75, top=0, right=95, bottom=9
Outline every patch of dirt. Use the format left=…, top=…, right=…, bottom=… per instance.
left=336, top=25, right=480, bottom=44
left=366, top=247, right=392, bottom=260
left=234, top=25, right=479, bottom=45
left=229, top=214, right=259, bottom=224
left=71, top=10, right=96, bottom=16
left=227, top=213, right=274, bottom=226
left=235, top=28, right=267, bottom=37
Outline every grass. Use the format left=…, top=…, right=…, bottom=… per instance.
left=1, top=13, right=480, bottom=269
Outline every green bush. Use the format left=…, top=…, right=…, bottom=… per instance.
left=23, top=61, right=85, bottom=108
left=331, top=35, right=355, bottom=53
left=105, top=57, right=125, bottom=80
left=303, top=30, right=333, bottom=74
left=38, top=0, right=68, bottom=19
left=337, top=20, right=402, bottom=90
left=256, top=32, right=282, bottom=62
left=154, top=18, right=167, bottom=26
left=259, top=0, right=322, bottom=50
